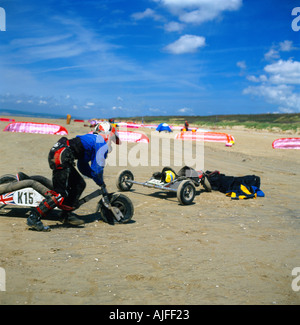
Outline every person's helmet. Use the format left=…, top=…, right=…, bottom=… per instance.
left=165, top=170, right=175, bottom=183
left=94, top=121, right=121, bottom=147
left=94, top=121, right=112, bottom=135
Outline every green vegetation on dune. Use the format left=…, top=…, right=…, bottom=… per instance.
left=121, top=113, right=300, bottom=133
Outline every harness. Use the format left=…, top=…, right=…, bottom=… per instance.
left=48, top=137, right=84, bottom=170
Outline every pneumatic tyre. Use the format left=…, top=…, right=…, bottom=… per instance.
left=116, top=170, right=134, bottom=191
left=97, top=193, right=134, bottom=224
left=177, top=180, right=196, bottom=205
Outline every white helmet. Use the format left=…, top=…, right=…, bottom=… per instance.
left=94, top=121, right=112, bottom=135
left=94, top=121, right=121, bottom=148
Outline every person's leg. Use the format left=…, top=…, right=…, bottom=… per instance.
left=61, top=166, right=86, bottom=207
left=27, top=167, right=85, bottom=230
left=57, top=166, right=86, bottom=225
left=27, top=191, right=64, bottom=231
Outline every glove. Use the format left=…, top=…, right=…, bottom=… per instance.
left=101, top=184, right=110, bottom=207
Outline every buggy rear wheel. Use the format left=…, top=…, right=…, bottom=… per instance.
left=116, top=170, right=134, bottom=191
left=0, top=174, right=17, bottom=185
left=177, top=180, right=196, bottom=205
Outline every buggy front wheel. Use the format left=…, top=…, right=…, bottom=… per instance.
left=116, top=169, right=134, bottom=191
left=177, top=180, right=196, bottom=205
left=97, top=193, right=134, bottom=224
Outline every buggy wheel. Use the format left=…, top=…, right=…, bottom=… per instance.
left=97, top=193, right=134, bottom=224
left=0, top=174, right=17, bottom=185
left=116, top=170, right=134, bottom=191
left=177, top=180, right=196, bottom=205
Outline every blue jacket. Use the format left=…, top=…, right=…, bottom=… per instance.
left=76, top=134, right=108, bottom=186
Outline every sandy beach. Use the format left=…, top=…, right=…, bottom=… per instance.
left=0, top=116, right=299, bottom=305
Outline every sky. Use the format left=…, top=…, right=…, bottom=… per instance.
left=0, top=0, right=299, bottom=119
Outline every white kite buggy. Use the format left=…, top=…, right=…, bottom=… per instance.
left=0, top=172, right=134, bottom=225
left=116, top=166, right=212, bottom=205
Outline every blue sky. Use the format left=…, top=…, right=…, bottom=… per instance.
left=0, top=0, right=299, bottom=119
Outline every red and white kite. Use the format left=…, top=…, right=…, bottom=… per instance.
left=3, top=122, right=68, bottom=135
left=91, top=130, right=149, bottom=143
left=176, top=131, right=235, bottom=145
left=118, top=131, right=149, bottom=143
left=272, top=138, right=300, bottom=149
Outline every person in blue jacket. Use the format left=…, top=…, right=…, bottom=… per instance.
left=27, top=121, right=120, bottom=231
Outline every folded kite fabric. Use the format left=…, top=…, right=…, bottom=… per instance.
left=206, top=171, right=264, bottom=200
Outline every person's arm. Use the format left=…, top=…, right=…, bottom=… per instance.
left=77, top=159, right=92, bottom=178
left=91, top=142, right=110, bottom=206
left=77, top=158, right=105, bottom=186
left=90, top=162, right=104, bottom=186
left=90, top=139, right=108, bottom=186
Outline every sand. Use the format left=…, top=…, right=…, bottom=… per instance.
left=0, top=116, right=299, bottom=305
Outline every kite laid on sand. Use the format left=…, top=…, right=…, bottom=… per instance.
left=91, top=130, right=149, bottom=143
left=176, top=131, right=235, bottom=146
left=118, top=131, right=149, bottom=143
left=272, top=138, right=300, bottom=149
left=0, top=118, right=15, bottom=122
left=3, top=122, right=68, bottom=135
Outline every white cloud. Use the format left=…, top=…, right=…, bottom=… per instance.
left=149, top=107, right=167, bottom=114
left=244, top=58, right=300, bottom=112
left=3, top=16, right=117, bottom=65
left=180, top=9, right=216, bottom=24
left=264, top=59, right=300, bottom=85
left=264, top=40, right=297, bottom=61
left=243, top=40, right=300, bottom=113
left=154, top=0, right=242, bottom=24
left=131, top=8, right=164, bottom=21
left=178, top=107, right=193, bottom=114
left=243, top=84, right=300, bottom=112
left=164, top=34, right=206, bottom=54
left=112, top=106, right=123, bottom=110
left=10, top=34, right=73, bottom=49
left=279, top=40, right=295, bottom=52
left=164, top=21, right=185, bottom=32
left=154, top=0, right=242, bottom=10
left=264, top=48, right=280, bottom=61
left=246, top=75, right=267, bottom=83
left=237, top=61, right=246, bottom=70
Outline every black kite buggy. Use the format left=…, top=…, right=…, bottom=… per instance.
left=116, top=166, right=212, bottom=205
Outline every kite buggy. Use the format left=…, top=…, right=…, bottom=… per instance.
left=0, top=172, right=134, bottom=226
left=116, top=166, right=212, bottom=205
